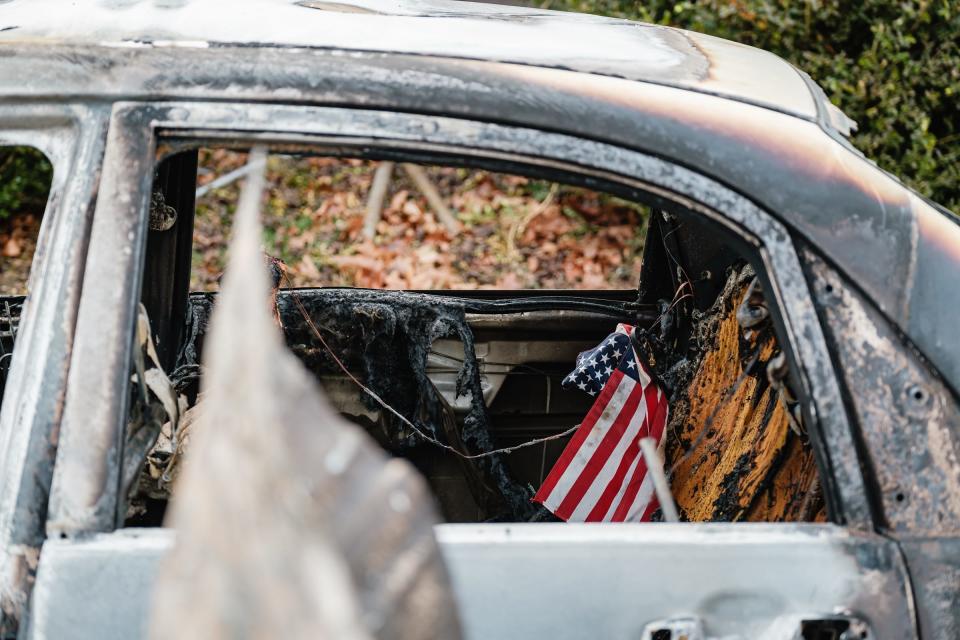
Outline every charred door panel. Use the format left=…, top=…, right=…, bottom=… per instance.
left=803, top=249, right=960, bottom=537
left=803, top=249, right=960, bottom=639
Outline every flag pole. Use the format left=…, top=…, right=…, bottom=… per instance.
left=639, top=437, right=680, bottom=523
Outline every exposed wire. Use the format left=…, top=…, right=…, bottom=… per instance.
left=645, top=288, right=694, bottom=333
left=659, top=217, right=696, bottom=304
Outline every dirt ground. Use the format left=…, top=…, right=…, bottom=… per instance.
left=193, top=150, right=648, bottom=291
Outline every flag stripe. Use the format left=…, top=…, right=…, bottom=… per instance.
left=585, top=414, right=649, bottom=522
left=590, top=385, right=664, bottom=521
left=611, top=390, right=668, bottom=521
left=547, top=373, right=638, bottom=517
left=610, top=447, right=651, bottom=521
left=570, top=390, right=652, bottom=521
left=560, top=381, right=647, bottom=521
left=640, top=495, right=661, bottom=522
left=621, top=474, right=656, bottom=522
left=534, top=371, right=626, bottom=508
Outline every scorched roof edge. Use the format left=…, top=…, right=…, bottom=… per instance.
left=0, top=0, right=821, bottom=122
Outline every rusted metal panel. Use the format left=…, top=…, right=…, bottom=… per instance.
left=804, top=249, right=960, bottom=537
left=0, top=104, right=108, bottom=632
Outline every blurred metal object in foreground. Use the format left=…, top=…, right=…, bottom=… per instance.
left=148, top=147, right=461, bottom=640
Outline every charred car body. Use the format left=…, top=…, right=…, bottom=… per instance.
left=1, top=0, right=959, bottom=638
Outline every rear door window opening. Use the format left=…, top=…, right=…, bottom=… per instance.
left=124, top=138, right=828, bottom=527
left=192, top=149, right=648, bottom=292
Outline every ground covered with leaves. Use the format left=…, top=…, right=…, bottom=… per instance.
left=0, top=149, right=647, bottom=296
left=193, top=149, right=647, bottom=291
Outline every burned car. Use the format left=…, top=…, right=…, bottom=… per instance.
left=1, top=0, right=960, bottom=638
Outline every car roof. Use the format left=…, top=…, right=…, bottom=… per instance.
left=0, top=0, right=820, bottom=120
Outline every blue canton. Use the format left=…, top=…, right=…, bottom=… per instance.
left=562, top=327, right=641, bottom=397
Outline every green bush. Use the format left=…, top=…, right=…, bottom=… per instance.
left=0, top=147, right=53, bottom=220
left=545, top=0, right=960, bottom=214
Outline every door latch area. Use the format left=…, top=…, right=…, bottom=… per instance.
left=641, top=617, right=705, bottom=640
left=641, top=614, right=872, bottom=640
left=800, top=615, right=872, bottom=640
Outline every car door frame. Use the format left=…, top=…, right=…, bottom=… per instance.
left=40, top=100, right=916, bottom=637
left=0, top=103, right=109, bottom=632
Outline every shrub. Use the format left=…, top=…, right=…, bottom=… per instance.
left=0, top=147, right=53, bottom=221
left=545, top=0, right=960, bottom=214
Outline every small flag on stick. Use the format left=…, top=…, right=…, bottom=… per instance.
left=534, top=324, right=669, bottom=522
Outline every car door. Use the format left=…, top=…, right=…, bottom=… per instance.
left=29, top=100, right=917, bottom=640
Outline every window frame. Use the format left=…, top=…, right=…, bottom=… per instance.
left=46, top=101, right=874, bottom=538
left=0, top=103, right=110, bottom=625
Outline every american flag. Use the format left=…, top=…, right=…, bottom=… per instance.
left=534, top=324, right=669, bottom=522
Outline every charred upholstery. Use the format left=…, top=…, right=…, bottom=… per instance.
left=667, top=268, right=823, bottom=523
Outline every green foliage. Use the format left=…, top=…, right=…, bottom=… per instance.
left=0, top=147, right=53, bottom=220
left=544, top=0, right=960, bottom=214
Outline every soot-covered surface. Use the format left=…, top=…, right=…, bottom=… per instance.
left=176, top=287, right=644, bottom=521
